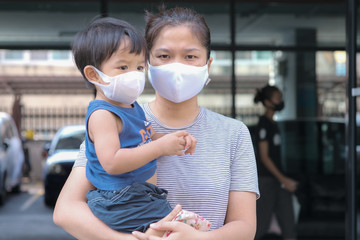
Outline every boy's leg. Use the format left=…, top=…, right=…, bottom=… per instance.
left=87, top=182, right=173, bottom=233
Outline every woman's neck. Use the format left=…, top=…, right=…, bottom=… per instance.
left=264, top=109, right=275, bottom=122
left=149, top=95, right=201, bottom=128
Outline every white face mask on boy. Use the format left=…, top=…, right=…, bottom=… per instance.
left=147, top=62, right=211, bottom=103
left=90, top=67, right=145, bottom=105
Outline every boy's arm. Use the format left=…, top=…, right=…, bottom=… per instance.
left=151, top=127, right=197, bottom=155
left=89, top=110, right=188, bottom=175
left=53, top=166, right=136, bottom=240
left=151, top=130, right=166, bottom=141
left=258, top=141, right=298, bottom=192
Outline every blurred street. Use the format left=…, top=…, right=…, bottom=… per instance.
left=0, top=180, right=75, bottom=240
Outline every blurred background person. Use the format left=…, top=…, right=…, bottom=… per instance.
left=254, top=85, right=297, bottom=240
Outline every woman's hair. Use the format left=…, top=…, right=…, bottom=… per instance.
left=254, top=85, right=280, bottom=105
left=145, top=6, right=211, bottom=59
left=72, top=16, right=146, bottom=83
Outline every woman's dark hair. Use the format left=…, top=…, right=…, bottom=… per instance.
left=72, top=16, right=146, bottom=83
left=254, top=85, right=280, bottom=105
left=145, top=6, right=211, bottom=59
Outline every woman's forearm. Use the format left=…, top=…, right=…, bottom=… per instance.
left=55, top=200, right=134, bottom=240
left=202, top=191, right=256, bottom=240
left=200, top=219, right=256, bottom=240
left=53, top=167, right=136, bottom=240
left=134, top=191, right=257, bottom=240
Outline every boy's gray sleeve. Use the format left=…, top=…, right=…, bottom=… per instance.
left=73, top=141, right=87, bottom=168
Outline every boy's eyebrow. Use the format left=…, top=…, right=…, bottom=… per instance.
left=114, top=58, right=130, bottom=64
left=113, top=59, right=145, bottom=65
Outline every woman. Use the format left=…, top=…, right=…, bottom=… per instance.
left=53, top=6, right=259, bottom=240
left=254, top=85, right=297, bottom=240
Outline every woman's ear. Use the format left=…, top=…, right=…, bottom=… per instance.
left=264, top=99, right=273, bottom=109
left=84, top=66, right=101, bottom=83
left=207, top=57, right=213, bottom=73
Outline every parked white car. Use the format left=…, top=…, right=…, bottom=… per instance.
left=0, top=112, right=24, bottom=205
left=42, top=124, right=85, bottom=206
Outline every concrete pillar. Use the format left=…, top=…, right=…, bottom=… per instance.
left=277, top=28, right=317, bottom=119
left=295, top=28, right=318, bottom=118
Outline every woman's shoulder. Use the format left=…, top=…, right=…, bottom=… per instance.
left=257, top=115, right=275, bottom=128
left=202, top=108, right=249, bottom=130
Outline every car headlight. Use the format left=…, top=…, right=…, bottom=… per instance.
left=49, top=164, right=67, bottom=175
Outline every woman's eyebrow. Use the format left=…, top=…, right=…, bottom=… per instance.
left=152, top=48, right=171, bottom=53
left=183, top=48, right=201, bottom=53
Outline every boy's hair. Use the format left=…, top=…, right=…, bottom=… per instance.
left=72, top=17, right=146, bottom=83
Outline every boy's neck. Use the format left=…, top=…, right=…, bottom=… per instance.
left=95, top=94, right=134, bottom=108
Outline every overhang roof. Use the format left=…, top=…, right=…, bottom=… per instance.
left=0, top=0, right=347, bottom=95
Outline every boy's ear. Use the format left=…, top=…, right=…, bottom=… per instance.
left=84, top=65, right=101, bottom=83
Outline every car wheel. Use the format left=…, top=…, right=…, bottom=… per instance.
left=11, top=183, right=21, bottom=194
left=44, top=194, right=55, bottom=207
left=0, top=173, right=7, bottom=206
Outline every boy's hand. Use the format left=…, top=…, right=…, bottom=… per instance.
left=157, top=131, right=188, bottom=156
left=183, top=133, right=197, bottom=155
left=154, top=130, right=197, bottom=156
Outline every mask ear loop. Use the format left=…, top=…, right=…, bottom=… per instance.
left=204, top=60, right=211, bottom=86
left=91, top=66, right=112, bottom=84
left=205, top=78, right=211, bottom=85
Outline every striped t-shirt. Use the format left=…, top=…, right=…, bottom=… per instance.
left=74, top=103, right=259, bottom=230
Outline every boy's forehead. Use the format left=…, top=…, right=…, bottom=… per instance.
left=111, top=45, right=145, bottom=62
left=117, top=37, right=131, bottom=51
left=116, top=37, right=145, bottom=55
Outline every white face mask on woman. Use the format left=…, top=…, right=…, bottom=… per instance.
left=147, top=62, right=211, bottom=103
left=90, top=67, right=145, bottom=105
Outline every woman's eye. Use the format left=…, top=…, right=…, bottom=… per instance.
left=137, top=66, right=144, bottom=71
left=186, top=55, right=197, bottom=60
left=120, top=66, right=128, bottom=70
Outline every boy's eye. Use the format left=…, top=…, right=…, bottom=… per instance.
left=120, top=66, right=128, bottom=70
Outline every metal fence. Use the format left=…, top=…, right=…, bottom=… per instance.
left=0, top=105, right=346, bottom=140
left=21, top=106, right=87, bottom=140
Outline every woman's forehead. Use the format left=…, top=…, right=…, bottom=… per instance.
left=153, top=25, right=204, bottom=48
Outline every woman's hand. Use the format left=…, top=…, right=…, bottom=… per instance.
left=132, top=205, right=182, bottom=239
left=281, top=177, right=298, bottom=192
left=132, top=221, right=202, bottom=240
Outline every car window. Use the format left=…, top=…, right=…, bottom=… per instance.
left=1, top=121, right=13, bottom=140
left=4, top=120, right=15, bottom=139
left=0, top=121, right=4, bottom=144
left=55, top=131, right=85, bottom=150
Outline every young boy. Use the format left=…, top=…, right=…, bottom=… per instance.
left=71, top=17, right=198, bottom=233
